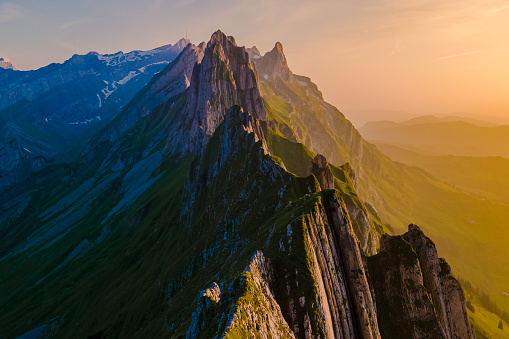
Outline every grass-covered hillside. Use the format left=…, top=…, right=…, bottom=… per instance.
left=257, top=71, right=509, bottom=319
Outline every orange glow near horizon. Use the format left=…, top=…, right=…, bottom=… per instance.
left=1, top=0, right=508, bottom=119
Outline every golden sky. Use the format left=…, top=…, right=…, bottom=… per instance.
left=1, top=0, right=508, bottom=118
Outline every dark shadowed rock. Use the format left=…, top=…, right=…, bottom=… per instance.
left=369, top=225, right=475, bottom=339
left=403, top=224, right=475, bottom=339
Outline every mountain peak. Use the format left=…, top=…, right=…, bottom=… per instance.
left=253, top=41, right=292, bottom=81
left=247, top=46, right=261, bottom=60
left=174, top=38, right=191, bottom=49
left=208, top=30, right=237, bottom=48
left=0, top=57, right=14, bottom=70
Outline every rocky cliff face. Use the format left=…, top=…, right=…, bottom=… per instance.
left=83, top=42, right=204, bottom=169
left=369, top=226, right=475, bottom=339
left=0, top=138, right=48, bottom=191
left=403, top=225, right=475, bottom=339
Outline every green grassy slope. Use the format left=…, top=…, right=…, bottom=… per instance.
left=259, top=75, right=509, bottom=317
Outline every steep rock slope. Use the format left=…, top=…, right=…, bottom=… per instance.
left=164, top=31, right=266, bottom=155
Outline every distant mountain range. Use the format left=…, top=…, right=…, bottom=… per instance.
left=375, top=142, right=509, bottom=204
left=359, top=116, right=509, bottom=158
left=0, top=38, right=189, bottom=159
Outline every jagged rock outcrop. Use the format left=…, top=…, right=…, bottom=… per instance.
left=222, top=252, right=295, bottom=338
left=165, top=30, right=266, bottom=155
left=186, top=282, right=222, bottom=339
left=181, top=105, right=270, bottom=216
left=369, top=226, right=475, bottom=339
left=185, top=252, right=295, bottom=339
left=368, top=235, right=446, bottom=338
left=403, top=225, right=475, bottom=339
left=289, top=191, right=381, bottom=339
left=310, top=154, right=335, bottom=190
left=253, top=42, right=293, bottom=81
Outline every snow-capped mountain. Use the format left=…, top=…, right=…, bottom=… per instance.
left=0, top=38, right=190, bottom=160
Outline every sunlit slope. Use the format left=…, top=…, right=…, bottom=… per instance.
left=258, top=74, right=509, bottom=313
left=375, top=142, right=509, bottom=204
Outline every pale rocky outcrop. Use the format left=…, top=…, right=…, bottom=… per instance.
left=186, top=282, right=222, bottom=339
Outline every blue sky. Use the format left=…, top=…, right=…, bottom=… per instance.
left=1, top=0, right=508, bottom=118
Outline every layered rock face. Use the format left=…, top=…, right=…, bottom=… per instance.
left=369, top=225, right=475, bottom=339
left=295, top=191, right=381, bottom=339
left=165, top=30, right=266, bottom=155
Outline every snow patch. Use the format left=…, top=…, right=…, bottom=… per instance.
left=264, top=74, right=269, bottom=79
left=96, top=47, right=164, bottom=67
left=23, top=147, right=32, bottom=154
left=97, top=93, right=102, bottom=108
left=139, top=60, right=169, bottom=73
left=252, top=54, right=261, bottom=59
left=117, top=71, right=138, bottom=85
left=297, top=80, right=308, bottom=87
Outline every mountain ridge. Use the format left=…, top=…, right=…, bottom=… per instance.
left=0, top=30, right=491, bottom=338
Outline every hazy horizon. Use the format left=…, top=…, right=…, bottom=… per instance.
left=2, top=0, right=508, bottom=119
